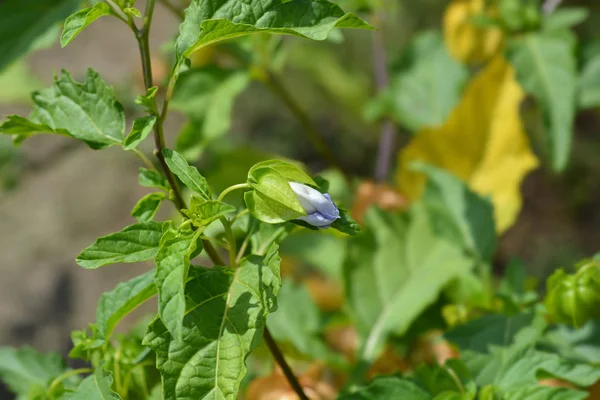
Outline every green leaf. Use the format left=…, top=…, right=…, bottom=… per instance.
left=76, top=221, right=163, bottom=269
left=60, top=3, right=114, bottom=47
left=267, top=279, right=344, bottom=365
left=132, top=192, right=166, bottom=222
left=0, top=69, right=126, bottom=149
left=96, top=270, right=157, bottom=340
left=578, top=52, right=600, bottom=109
left=171, top=67, right=249, bottom=160
left=139, top=167, right=169, bottom=192
left=413, top=359, right=476, bottom=398
left=183, top=198, right=236, bottom=228
left=123, top=116, right=156, bottom=150
left=163, top=148, right=211, bottom=200
left=279, top=230, right=346, bottom=279
left=330, top=207, right=361, bottom=236
left=0, top=0, right=78, bottom=71
left=135, top=86, right=158, bottom=113
left=123, top=7, right=142, bottom=18
left=506, top=32, right=577, bottom=172
left=542, top=8, right=589, bottom=31
left=249, top=160, right=316, bottom=187
left=176, top=0, right=372, bottom=59
left=344, top=205, right=474, bottom=362
left=413, top=162, right=496, bottom=261
left=366, top=31, right=469, bottom=132
left=65, top=367, right=121, bottom=400
left=0, top=347, right=67, bottom=397
left=143, top=248, right=282, bottom=400
left=154, top=228, right=202, bottom=341
left=340, top=376, right=432, bottom=400
left=541, top=321, right=600, bottom=364
left=504, top=386, right=587, bottom=400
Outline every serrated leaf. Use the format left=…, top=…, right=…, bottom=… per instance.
left=176, top=0, right=372, bottom=59
left=578, top=52, right=600, bottom=109
left=368, top=31, right=469, bottom=132
left=0, top=69, right=126, bottom=149
left=413, top=162, right=496, bottom=261
left=139, top=167, right=169, bottom=192
left=183, top=198, right=236, bottom=228
left=143, top=248, right=281, bottom=400
left=340, top=376, right=432, bottom=400
left=76, top=221, right=163, bottom=269
left=344, top=205, right=474, bottom=362
left=135, top=86, right=158, bottom=113
left=96, top=270, right=157, bottom=340
left=171, top=67, right=249, bottom=160
left=61, top=3, right=114, bottom=47
left=154, top=228, right=202, bottom=341
left=506, top=32, right=576, bottom=172
left=163, top=148, right=211, bottom=200
left=132, top=192, right=166, bottom=222
left=64, top=367, right=122, bottom=400
left=397, top=56, right=539, bottom=233
left=0, top=0, right=78, bottom=71
left=0, top=347, right=68, bottom=397
left=123, top=115, right=156, bottom=150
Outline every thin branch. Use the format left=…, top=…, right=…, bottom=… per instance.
left=263, top=328, right=310, bottom=400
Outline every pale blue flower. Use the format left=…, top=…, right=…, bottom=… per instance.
left=289, top=182, right=340, bottom=228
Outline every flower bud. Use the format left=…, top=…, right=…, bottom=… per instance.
left=289, top=182, right=340, bottom=228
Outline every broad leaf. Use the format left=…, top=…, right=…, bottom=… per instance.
left=176, top=0, right=371, bottom=59
left=143, top=247, right=281, bottom=400
left=0, top=69, right=126, bottom=149
left=506, top=32, right=577, bottom=172
left=0, top=347, right=68, bottom=397
left=0, top=0, right=78, bottom=71
left=344, top=205, right=474, bottom=362
left=65, top=368, right=121, bottom=400
left=541, top=321, right=600, bottom=364
left=132, top=192, right=166, bottom=222
left=154, top=227, right=202, bottom=341
left=61, top=3, right=114, bottom=47
left=139, top=168, right=169, bottom=192
left=123, top=116, right=156, bottom=150
left=163, top=148, right=211, bottom=200
left=367, top=31, right=469, bottom=132
left=504, top=386, right=587, bottom=400
left=171, top=67, right=249, bottom=160
left=414, top=162, right=496, bottom=261
left=578, top=52, right=600, bottom=109
left=340, top=376, right=432, bottom=400
left=76, top=221, right=163, bottom=269
left=397, top=56, right=539, bottom=233
left=183, top=198, right=236, bottom=228
left=96, top=270, right=157, bottom=340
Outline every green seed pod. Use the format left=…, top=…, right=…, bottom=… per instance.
left=545, top=259, right=600, bottom=327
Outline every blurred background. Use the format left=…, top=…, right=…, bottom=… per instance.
left=0, top=0, right=600, bottom=397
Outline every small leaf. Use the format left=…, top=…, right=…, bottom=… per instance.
left=0, top=0, right=79, bottom=71
left=96, top=270, right=157, bottom=340
left=154, top=228, right=202, bottom=340
left=123, top=115, right=156, bottom=150
left=65, top=367, right=121, bottom=400
left=506, top=32, right=577, bottom=172
left=176, top=0, right=372, bottom=59
left=143, top=249, right=282, bottom=400
left=123, top=7, right=141, bottom=18
left=162, top=148, right=211, bottom=200
left=183, top=198, right=236, bottom=228
left=340, top=376, right=432, bottom=400
left=61, top=3, right=114, bottom=47
left=131, top=192, right=166, bottom=222
left=138, top=167, right=169, bottom=192
left=0, top=347, right=68, bottom=397
left=135, top=86, right=158, bottom=113
left=76, top=221, right=163, bottom=269
left=0, top=69, right=126, bottom=149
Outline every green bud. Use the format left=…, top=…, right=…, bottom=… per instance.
left=545, top=259, right=600, bottom=327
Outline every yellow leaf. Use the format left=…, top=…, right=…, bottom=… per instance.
left=396, top=56, right=539, bottom=233
left=443, top=0, right=503, bottom=64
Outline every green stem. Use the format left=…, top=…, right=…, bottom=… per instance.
left=48, top=368, right=92, bottom=396
left=217, top=183, right=250, bottom=203
left=104, top=0, right=130, bottom=24
left=230, top=208, right=249, bottom=226
left=263, top=328, right=309, bottom=400
left=257, top=225, right=287, bottom=255
left=131, top=148, right=156, bottom=171
left=236, top=225, right=253, bottom=264
left=220, top=217, right=237, bottom=267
